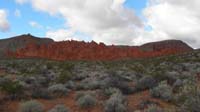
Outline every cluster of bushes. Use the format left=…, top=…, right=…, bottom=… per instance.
left=175, top=79, right=200, bottom=112
left=1, top=52, right=200, bottom=112
left=135, top=75, right=157, bottom=91
left=19, top=100, right=44, bottom=112
left=19, top=100, right=70, bottom=112
left=100, top=73, right=135, bottom=94
left=48, top=84, right=69, bottom=98
left=150, top=81, right=173, bottom=101
left=0, top=77, right=23, bottom=99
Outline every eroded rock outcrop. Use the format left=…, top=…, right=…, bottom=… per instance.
left=4, top=35, right=193, bottom=60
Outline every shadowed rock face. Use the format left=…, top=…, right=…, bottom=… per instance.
left=2, top=34, right=193, bottom=60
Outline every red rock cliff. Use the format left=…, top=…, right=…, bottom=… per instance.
left=6, top=36, right=193, bottom=60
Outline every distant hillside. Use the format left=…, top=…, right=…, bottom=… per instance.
left=1, top=34, right=194, bottom=60
left=0, top=34, right=53, bottom=58
left=139, top=39, right=193, bottom=52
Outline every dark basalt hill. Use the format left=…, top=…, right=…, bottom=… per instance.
left=0, top=34, right=194, bottom=60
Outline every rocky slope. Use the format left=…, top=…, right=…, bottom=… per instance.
left=139, top=39, right=193, bottom=52
left=2, top=34, right=193, bottom=60
left=0, top=34, right=53, bottom=58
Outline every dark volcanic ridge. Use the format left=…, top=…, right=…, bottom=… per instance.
left=0, top=34, right=193, bottom=60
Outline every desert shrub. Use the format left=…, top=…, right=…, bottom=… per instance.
left=175, top=79, right=200, bottom=112
left=181, top=97, right=200, bottom=112
left=48, top=84, right=69, bottom=97
left=32, top=88, right=51, bottom=99
left=150, top=81, right=173, bottom=101
left=102, top=87, right=121, bottom=97
left=138, top=100, right=158, bottom=110
left=163, top=107, right=178, bottom=112
left=23, top=76, right=37, bottom=85
left=59, top=62, right=74, bottom=70
left=86, top=80, right=101, bottom=90
left=75, top=91, right=85, bottom=100
left=57, top=71, right=72, bottom=84
left=116, top=82, right=134, bottom=94
left=136, top=75, right=157, bottom=91
left=0, top=77, right=23, bottom=99
left=172, top=79, right=183, bottom=92
left=150, top=70, right=168, bottom=81
left=48, top=104, right=70, bottom=112
left=76, top=93, right=96, bottom=108
left=19, top=100, right=44, bottom=112
left=37, top=76, right=49, bottom=86
left=104, top=92, right=127, bottom=112
left=145, top=105, right=163, bottom=112
left=78, top=78, right=101, bottom=90
left=101, top=74, right=134, bottom=94
left=65, top=81, right=76, bottom=90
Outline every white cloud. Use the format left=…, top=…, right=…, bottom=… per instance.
left=29, top=21, right=43, bottom=29
left=143, top=0, right=200, bottom=48
left=18, top=0, right=143, bottom=45
left=16, top=0, right=200, bottom=48
left=0, top=9, right=10, bottom=32
left=46, top=29, right=79, bottom=41
left=14, top=9, right=21, bottom=17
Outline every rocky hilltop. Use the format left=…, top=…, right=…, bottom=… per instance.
left=0, top=34, right=53, bottom=58
left=2, top=34, right=193, bottom=60
left=139, top=40, right=193, bottom=52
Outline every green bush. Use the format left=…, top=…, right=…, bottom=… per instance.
left=19, top=100, right=44, bottom=112
left=59, top=62, right=74, bottom=71
left=57, top=71, right=72, bottom=83
left=150, top=81, right=173, bottom=101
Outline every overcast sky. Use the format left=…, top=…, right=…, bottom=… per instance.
left=0, top=0, right=200, bottom=48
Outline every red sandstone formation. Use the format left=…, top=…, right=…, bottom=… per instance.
left=5, top=35, right=193, bottom=61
